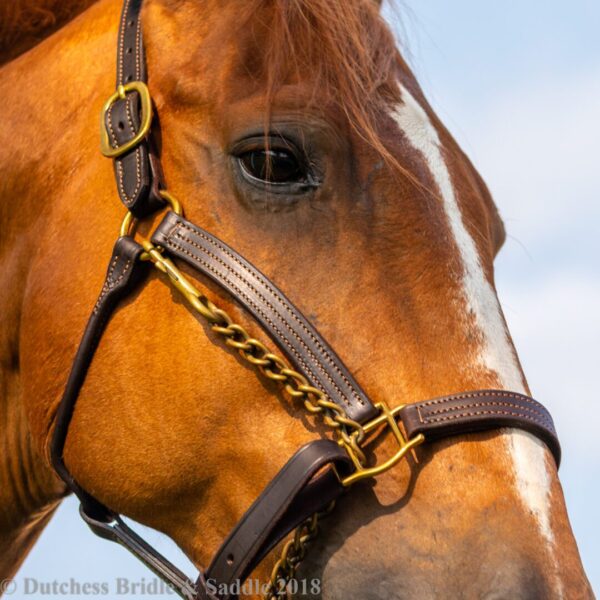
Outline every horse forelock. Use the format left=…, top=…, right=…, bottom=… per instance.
left=231, top=0, right=409, bottom=172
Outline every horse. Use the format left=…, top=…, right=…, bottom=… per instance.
left=0, top=0, right=593, bottom=598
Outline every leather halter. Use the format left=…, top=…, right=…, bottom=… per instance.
left=50, top=1, right=561, bottom=598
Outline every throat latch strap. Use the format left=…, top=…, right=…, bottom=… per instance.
left=50, top=236, right=147, bottom=520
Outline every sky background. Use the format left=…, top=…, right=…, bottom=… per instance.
left=11, top=1, right=599, bottom=597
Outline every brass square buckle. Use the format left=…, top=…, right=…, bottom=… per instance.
left=100, top=81, right=153, bottom=158
left=338, top=401, right=425, bottom=487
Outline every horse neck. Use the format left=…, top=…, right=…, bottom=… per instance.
left=0, top=0, right=119, bottom=579
left=0, top=216, right=65, bottom=578
left=0, top=0, right=99, bottom=66
left=0, top=396, right=64, bottom=579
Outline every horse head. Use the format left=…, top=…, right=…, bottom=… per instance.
left=0, top=0, right=592, bottom=598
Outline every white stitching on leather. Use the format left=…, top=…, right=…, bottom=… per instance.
left=164, top=239, right=334, bottom=405
left=135, top=5, right=142, bottom=79
left=426, top=401, right=551, bottom=423
left=422, top=410, right=550, bottom=428
left=117, top=0, right=131, bottom=84
left=420, top=390, right=548, bottom=411
left=92, top=255, right=131, bottom=315
left=171, top=220, right=366, bottom=407
left=111, top=0, right=143, bottom=207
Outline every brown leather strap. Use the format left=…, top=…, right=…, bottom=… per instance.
left=49, top=236, right=352, bottom=600
left=198, top=440, right=352, bottom=600
left=104, top=0, right=164, bottom=217
left=50, top=236, right=200, bottom=598
left=51, top=236, right=147, bottom=519
left=151, top=211, right=378, bottom=423
left=401, top=390, right=561, bottom=466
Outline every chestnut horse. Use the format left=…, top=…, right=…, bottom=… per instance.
left=0, top=0, right=593, bottom=598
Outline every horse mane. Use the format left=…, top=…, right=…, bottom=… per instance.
left=246, top=0, right=403, bottom=170
left=0, top=0, right=97, bottom=65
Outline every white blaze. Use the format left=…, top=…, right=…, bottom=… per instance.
left=391, top=85, right=555, bottom=545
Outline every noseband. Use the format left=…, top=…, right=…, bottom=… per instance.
left=50, top=1, right=561, bottom=598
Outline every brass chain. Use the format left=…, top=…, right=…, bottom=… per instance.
left=140, top=239, right=365, bottom=599
left=262, top=502, right=336, bottom=600
left=142, top=240, right=367, bottom=463
left=211, top=307, right=367, bottom=463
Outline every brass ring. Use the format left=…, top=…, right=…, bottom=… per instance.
left=119, top=189, right=184, bottom=238
left=158, top=189, right=183, bottom=215
left=120, top=211, right=136, bottom=238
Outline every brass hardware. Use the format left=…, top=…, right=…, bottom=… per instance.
left=123, top=193, right=424, bottom=596
left=156, top=190, right=182, bottom=215
left=263, top=502, right=336, bottom=600
left=120, top=212, right=135, bottom=238
left=141, top=240, right=224, bottom=324
left=138, top=234, right=366, bottom=454
left=120, top=189, right=183, bottom=238
left=337, top=401, right=425, bottom=487
left=100, top=81, right=153, bottom=158
left=264, top=404, right=424, bottom=598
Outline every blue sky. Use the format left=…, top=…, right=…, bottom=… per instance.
left=13, top=1, right=599, bottom=597
left=388, top=0, right=599, bottom=592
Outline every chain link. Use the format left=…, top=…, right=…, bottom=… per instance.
left=141, top=239, right=366, bottom=600
left=262, top=502, right=336, bottom=600
left=142, top=240, right=367, bottom=462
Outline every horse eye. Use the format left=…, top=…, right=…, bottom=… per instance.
left=239, top=148, right=304, bottom=184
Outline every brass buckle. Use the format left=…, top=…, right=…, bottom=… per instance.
left=100, top=81, right=153, bottom=158
left=337, top=401, right=425, bottom=487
